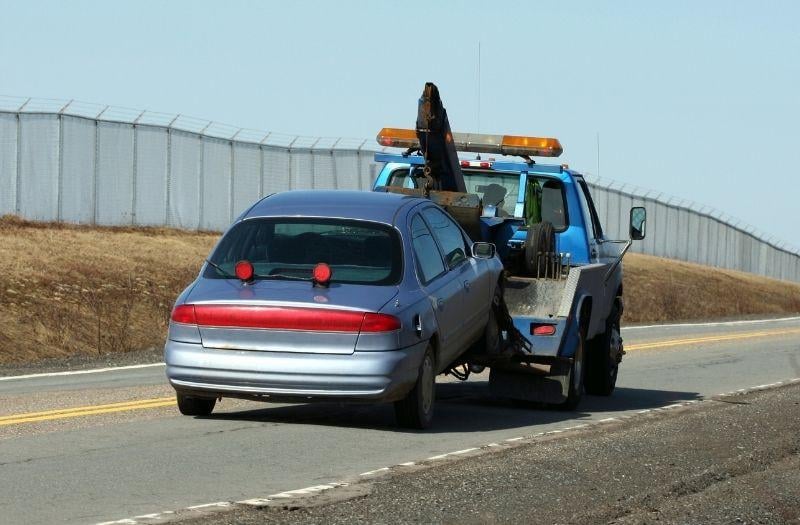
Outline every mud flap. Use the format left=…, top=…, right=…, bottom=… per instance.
left=489, top=359, right=570, bottom=404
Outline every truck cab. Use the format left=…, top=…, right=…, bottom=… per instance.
left=374, top=156, right=617, bottom=269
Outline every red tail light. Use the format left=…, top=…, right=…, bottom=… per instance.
left=531, top=323, right=557, bottom=336
left=171, top=304, right=197, bottom=325
left=174, top=305, right=401, bottom=333
left=360, top=313, right=402, bottom=332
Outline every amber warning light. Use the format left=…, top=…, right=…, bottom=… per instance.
left=376, top=128, right=563, bottom=157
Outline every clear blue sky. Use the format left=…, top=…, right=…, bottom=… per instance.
left=2, top=0, right=798, bottom=247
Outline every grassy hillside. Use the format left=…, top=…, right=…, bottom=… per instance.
left=1, top=216, right=798, bottom=365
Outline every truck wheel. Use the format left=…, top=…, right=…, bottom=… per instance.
left=176, top=393, right=216, bottom=416
left=394, top=346, right=436, bottom=429
left=557, top=321, right=586, bottom=410
left=524, top=221, right=555, bottom=276
left=586, top=306, right=622, bottom=396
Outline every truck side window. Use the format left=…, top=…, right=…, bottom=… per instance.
left=411, top=214, right=446, bottom=284
left=388, top=169, right=415, bottom=189
left=421, top=207, right=467, bottom=269
left=576, top=179, right=604, bottom=239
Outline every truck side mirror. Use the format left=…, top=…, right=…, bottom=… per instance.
left=629, top=207, right=646, bottom=240
left=471, top=242, right=496, bottom=259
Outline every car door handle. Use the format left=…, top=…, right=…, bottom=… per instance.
left=436, top=298, right=445, bottom=310
left=463, top=280, right=471, bottom=291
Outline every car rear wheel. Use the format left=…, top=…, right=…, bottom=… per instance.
left=176, top=393, right=216, bottom=416
left=394, top=346, right=435, bottom=429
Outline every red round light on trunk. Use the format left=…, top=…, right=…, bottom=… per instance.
left=313, top=262, right=332, bottom=285
left=235, top=260, right=254, bottom=281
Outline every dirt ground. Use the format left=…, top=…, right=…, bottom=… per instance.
left=1, top=215, right=799, bottom=366
left=186, top=382, right=800, bottom=525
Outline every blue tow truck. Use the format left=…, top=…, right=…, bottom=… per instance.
left=373, top=83, right=647, bottom=408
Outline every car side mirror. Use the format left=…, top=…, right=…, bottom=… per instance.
left=629, top=207, right=646, bottom=240
left=471, top=242, right=496, bottom=259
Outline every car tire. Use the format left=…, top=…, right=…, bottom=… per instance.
left=557, top=320, right=586, bottom=411
left=585, top=305, right=622, bottom=396
left=484, top=285, right=503, bottom=355
left=394, top=345, right=436, bottom=429
left=176, top=393, right=216, bottom=416
left=524, top=221, right=555, bottom=277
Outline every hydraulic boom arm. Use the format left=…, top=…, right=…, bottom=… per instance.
left=415, top=82, right=468, bottom=193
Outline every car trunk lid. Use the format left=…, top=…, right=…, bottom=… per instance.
left=185, top=278, right=399, bottom=354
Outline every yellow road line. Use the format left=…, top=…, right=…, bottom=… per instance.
left=626, top=328, right=800, bottom=352
left=0, top=397, right=175, bottom=427
left=2, top=327, right=798, bottom=427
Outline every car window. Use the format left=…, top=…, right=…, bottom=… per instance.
left=421, top=207, right=468, bottom=269
left=206, top=218, right=402, bottom=285
left=410, top=214, right=446, bottom=284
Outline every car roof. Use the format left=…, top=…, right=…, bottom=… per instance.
left=244, top=190, right=423, bottom=225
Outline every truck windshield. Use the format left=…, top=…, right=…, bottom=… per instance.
left=385, top=167, right=567, bottom=229
left=205, top=218, right=402, bottom=285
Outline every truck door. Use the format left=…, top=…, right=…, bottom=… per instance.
left=575, top=178, right=609, bottom=264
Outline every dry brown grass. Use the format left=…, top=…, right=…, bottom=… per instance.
left=0, top=215, right=798, bottom=365
left=0, top=216, right=218, bottom=365
left=622, top=252, right=800, bottom=323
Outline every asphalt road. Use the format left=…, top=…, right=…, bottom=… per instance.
left=1, top=317, right=799, bottom=525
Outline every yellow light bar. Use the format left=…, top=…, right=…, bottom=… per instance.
left=376, top=128, right=562, bottom=157
left=377, top=127, right=418, bottom=148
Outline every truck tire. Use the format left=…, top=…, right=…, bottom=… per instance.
left=524, top=221, right=555, bottom=277
left=394, top=345, right=436, bottom=429
left=557, top=319, right=586, bottom=410
left=176, top=393, right=216, bottom=416
left=585, top=305, right=622, bottom=396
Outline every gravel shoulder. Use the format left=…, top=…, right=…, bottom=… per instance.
left=186, top=382, right=800, bottom=525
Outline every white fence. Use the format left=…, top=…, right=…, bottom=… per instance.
left=0, top=96, right=798, bottom=283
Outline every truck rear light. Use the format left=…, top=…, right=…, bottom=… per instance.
left=171, top=304, right=197, bottom=325
left=531, top=323, right=557, bottom=336
left=360, top=313, right=401, bottom=333
left=177, top=305, right=400, bottom=333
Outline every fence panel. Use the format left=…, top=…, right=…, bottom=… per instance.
left=96, top=122, right=134, bottom=225
left=199, top=137, right=231, bottom=231
left=60, top=117, right=95, bottom=223
left=0, top=114, right=17, bottom=215
left=168, top=131, right=201, bottom=229
left=134, top=125, right=168, bottom=226
left=232, top=143, right=261, bottom=218
left=18, top=114, right=59, bottom=221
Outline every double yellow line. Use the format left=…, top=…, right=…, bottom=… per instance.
left=2, top=326, right=798, bottom=428
left=626, top=327, right=800, bottom=352
left=0, top=397, right=175, bottom=427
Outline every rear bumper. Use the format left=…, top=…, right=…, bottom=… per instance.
left=164, top=340, right=427, bottom=402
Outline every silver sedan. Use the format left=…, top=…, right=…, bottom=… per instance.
left=165, top=190, right=503, bottom=428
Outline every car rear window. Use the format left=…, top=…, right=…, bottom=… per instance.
left=206, top=218, right=402, bottom=285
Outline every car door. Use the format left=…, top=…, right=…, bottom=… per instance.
left=421, top=207, right=490, bottom=346
left=409, top=211, right=465, bottom=368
